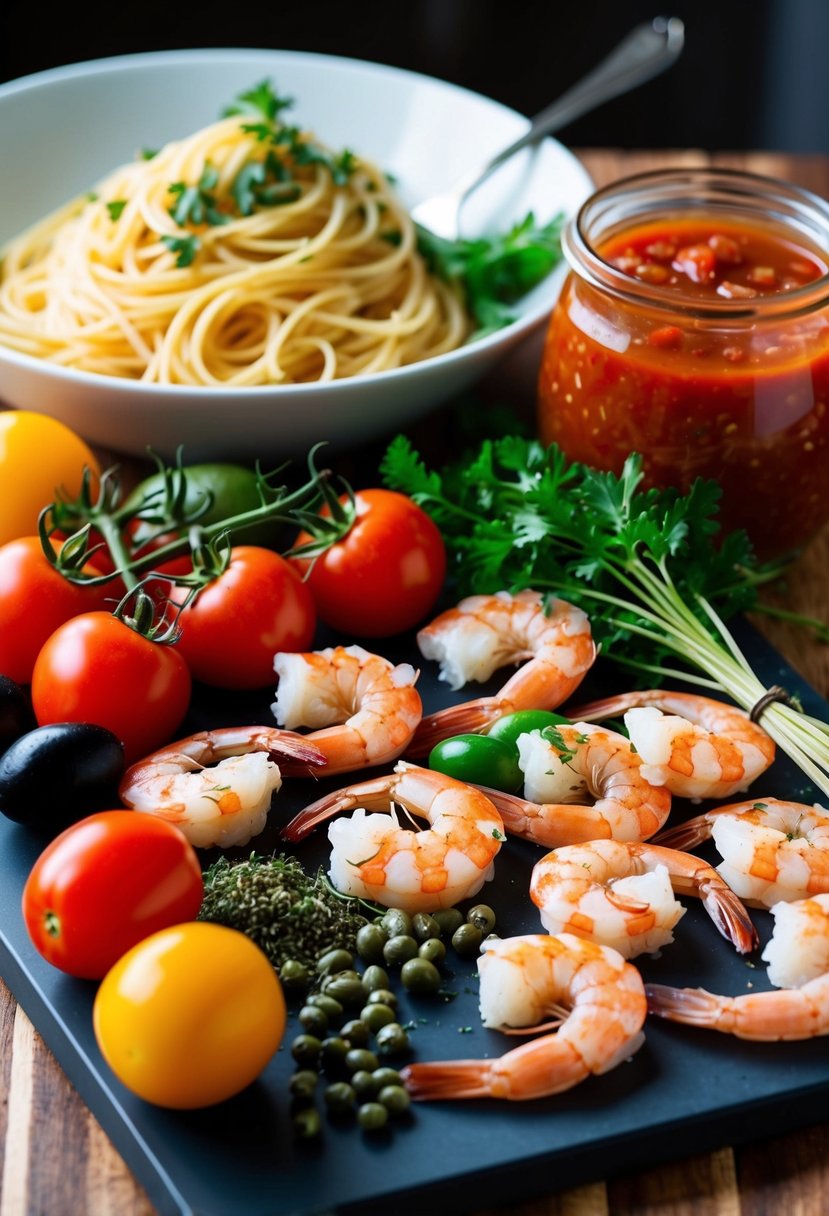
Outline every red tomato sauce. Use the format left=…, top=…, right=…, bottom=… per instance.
left=538, top=216, right=829, bottom=558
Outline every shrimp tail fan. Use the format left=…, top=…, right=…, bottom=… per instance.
left=406, top=698, right=500, bottom=758
left=700, top=881, right=759, bottom=954
left=646, top=983, right=722, bottom=1026
left=280, top=788, right=346, bottom=841
left=654, top=814, right=714, bottom=851
left=268, top=733, right=328, bottom=768
left=401, top=1060, right=493, bottom=1100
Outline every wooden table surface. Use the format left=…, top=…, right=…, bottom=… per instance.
left=3, top=147, right=829, bottom=1216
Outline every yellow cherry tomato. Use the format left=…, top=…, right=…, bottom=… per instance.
left=93, top=923, right=286, bottom=1109
left=0, top=411, right=100, bottom=546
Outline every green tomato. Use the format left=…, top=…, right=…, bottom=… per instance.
left=486, top=710, right=571, bottom=753
left=126, top=463, right=281, bottom=549
left=428, top=733, right=522, bottom=793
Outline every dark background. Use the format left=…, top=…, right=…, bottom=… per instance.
left=1, top=0, right=828, bottom=153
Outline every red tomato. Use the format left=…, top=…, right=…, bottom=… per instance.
left=0, top=538, right=112, bottom=684
left=293, top=489, right=446, bottom=637
left=169, top=546, right=315, bottom=690
left=31, top=613, right=191, bottom=763
left=22, top=811, right=204, bottom=979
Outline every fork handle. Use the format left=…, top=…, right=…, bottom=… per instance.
left=454, top=16, right=684, bottom=204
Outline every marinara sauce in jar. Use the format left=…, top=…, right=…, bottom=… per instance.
left=537, top=169, right=829, bottom=558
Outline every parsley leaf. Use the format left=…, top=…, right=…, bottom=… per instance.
left=168, top=161, right=229, bottom=228
left=222, top=80, right=294, bottom=123
left=161, top=234, right=200, bottom=267
left=106, top=200, right=127, bottom=222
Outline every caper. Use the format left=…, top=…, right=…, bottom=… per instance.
left=378, top=1084, right=411, bottom=1115
left=293, top=1106, right=322, bottom=1138
left=279, top=959, right=311, bottom=996
left=321, top=975, right=368, bottom=1006
left=401, top=957, right=442, bottom=996
left=346, top=1047, right=379, bottom=1074
left=316, top=947, right=354, bottom=975
left=290, top=1034, right=322, bottom=1067
left=380, top=908, right=413, bottom=938
left=340, top=1018, right=370, bottom=1047
left=366, top=988, right=398, bottom=1009
left=288, top=1069, right=319, bottom=1099
left=361, top=1002, right=396, bottom=1033
left=307, top=993, right=344, bottom=1019
left=375, top=1022, right=410, bottom=1056
left=411, top=912, right=441, bottom=941
left=320, top=1036, right=350, bottom=1072
left=451, top=922, right=483, bottom=957
left=466, top=903, right=497, bottom=934
left=357, top=1101, right=389, bottom=1131
left=350, top=1069, right=378, bottom=1101
left=324, top=1081, right=356, bottom=1116
left=418, top=938, right=446, bottom=965
left=355, top=924, right=387, bottom=964
left=298, top=1005, right=329, bottom=1037
left=372, top=1066, right=403, bottom=1089
left=432, top=907, right=464, bottom=937
left=361, top=964, right=390, bottom=992
left=383, top=934, right=419, bottom=966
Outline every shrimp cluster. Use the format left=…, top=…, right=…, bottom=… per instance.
left=118, top=726, right=325, bottom=848
left=408, top=590, right=596, bottom=757
left=271, top=644, right=422, bottom=776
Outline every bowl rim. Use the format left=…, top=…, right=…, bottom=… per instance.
left=0, top=46, right=593, bottom=398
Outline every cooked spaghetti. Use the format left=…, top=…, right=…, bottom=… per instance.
left=0, top=87, right=470, bottom=385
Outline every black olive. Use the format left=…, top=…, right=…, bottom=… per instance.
left=0, top=723, right=125, bottom=833
left=0, top=676, right=36, bottom=758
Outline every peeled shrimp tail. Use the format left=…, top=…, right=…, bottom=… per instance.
left=481, top=787, right=624, bottom=847
left=402, top=1060, right=497, bottom=1100
left=567, top=693, right=635, bottom=722
left=696, top=874, right=759, bottom=954
left=646, top=983, right=727, bottom=1027
left=406, top=697, right=502, bottom=759
left=654, top=814, right=714, bottom=851
left=280, top=785, right=362, bottom=842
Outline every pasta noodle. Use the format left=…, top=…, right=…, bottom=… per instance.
left=0, top=98, right=470, bottom=385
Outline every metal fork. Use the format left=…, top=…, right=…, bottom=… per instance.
left=410, top=16, right=685, bottom=242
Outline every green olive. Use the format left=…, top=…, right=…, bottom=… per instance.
left=290, top=1034, right=322, bottom=1067
left=375, top=1022, right=410, bottom=1056
left=288, top=1069, right=319, bottom=1099
left=340, top=1019, right=370, bottom=1047
left=366, top=988, right=398, bottom=1009
left=401, top=957, right=442, bottom=995
left=279, top=959, right=311, bottom=997
left=320, top=1036, right=350, bottom=1072
left=452, top=922, right=484, bottom=957
left=307, top=993, right=344, bottom=1019
left=466, top=903, right=497, bottom=934
left=383, top=934, right=419, bottom=966
left=293, top=1106, right=322, bottom=1138
left=321, top=975, right=368, bottom=1006
left=357, top=1102, right=389, bottom=1131
left=316, top=947, right=354, bottom=975
left=350, top=1070, right=378, bottom=1101
left=429, top=733, right=523, bottom=793
left=378, top=1084, right=411, bottom=1115
left=372, top=1067, right=403, bottom=1089
left=298, top=1005, right=329, bottom=1037
left=360, top=1002, right=396, bottom=1033
left=418, top=938, right=446, bottom=965
left=432, top=908, right=464, bottom=937
left=324, top=1081, right=356, bottom=1116
left=345, top=1048, right=379, bottom=1074
left=361, top=964, right=390, bottom=992
left=411, top=912, right=441, bottom=941
left=355, top=924, right=387, bottom=964
left=487, top=709, right=571, bottom=751
left=380, top=908, right=413, bottom=938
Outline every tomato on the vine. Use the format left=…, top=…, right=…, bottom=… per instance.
left=22, top=811, right=203, bottom=979
left=169, top=546, right=316, bottom=690
left=0, top=537, right=112, bottom=684
left=93, top=922, right=286, bottom=1109
left=31, top=613, right=191, bottom=762
left=292, top=489, right=446, bottom=637
left=0, top=411, right=100, bottom=547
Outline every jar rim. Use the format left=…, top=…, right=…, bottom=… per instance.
left=565, top=166, right=829, bottom=320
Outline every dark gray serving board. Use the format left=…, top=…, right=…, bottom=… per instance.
left=2, top=619, right=828, bottom=1216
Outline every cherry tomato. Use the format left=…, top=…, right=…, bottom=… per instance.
left=293, top=489, right=446, bottom=637
left=0, top=537, right=111, bottom=684
left=428, top=733, right=523, bottom=793
left=169, top=546, right=316, bottom=690
left=0, top=411, right=100, bottom=546
left=93, top=923, right=286, bottom=1108
left=31, top=613, right=191, bottom=762
left=22, top=811, right=203, bottom=979
left=487, top=710, right=572, bottom=752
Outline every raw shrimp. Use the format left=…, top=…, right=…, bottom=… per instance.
left=401, top=933, right=647, bottom=1101
left=529, top=839, right=757, bottom=958
left=271, top=644, right=422, bottom=776
left=118, top=726, right=326, bottom=848
left=646, top=977, right=829, bottom=1040
left=407, top=590, right=596, bottom=758
left=280, top=761, right=505, bottom=913
left=656, top=797, right=829, bottom=907
left=570, top=689, right=775, bottom=800
left=480, top=723, right=671, bottom=845
left=762, top=894, right=829, bottom=988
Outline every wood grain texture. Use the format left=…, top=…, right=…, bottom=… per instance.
left=2, top=149, right=829, bottom=1216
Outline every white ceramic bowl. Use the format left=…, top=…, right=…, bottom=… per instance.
left=0, top=49, right=593, bottom=459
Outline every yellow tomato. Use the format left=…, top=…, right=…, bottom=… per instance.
left=93, top=923, right=286, bottom=1109
left=0, top=411, right=100, bottom=546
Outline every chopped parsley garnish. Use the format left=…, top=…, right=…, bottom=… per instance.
left=161, top=234, right=200, bottom=267
left=106, top=200, right=127, bottom=222
left=222, top=79, right=294, bottom=123
left=168, top=161, right=228, bottom=228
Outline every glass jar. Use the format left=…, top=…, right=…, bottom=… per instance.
left=537, top=168, right=829, bottom=559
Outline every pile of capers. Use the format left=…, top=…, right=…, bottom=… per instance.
left=285, top=901, right=498, bottom=1138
